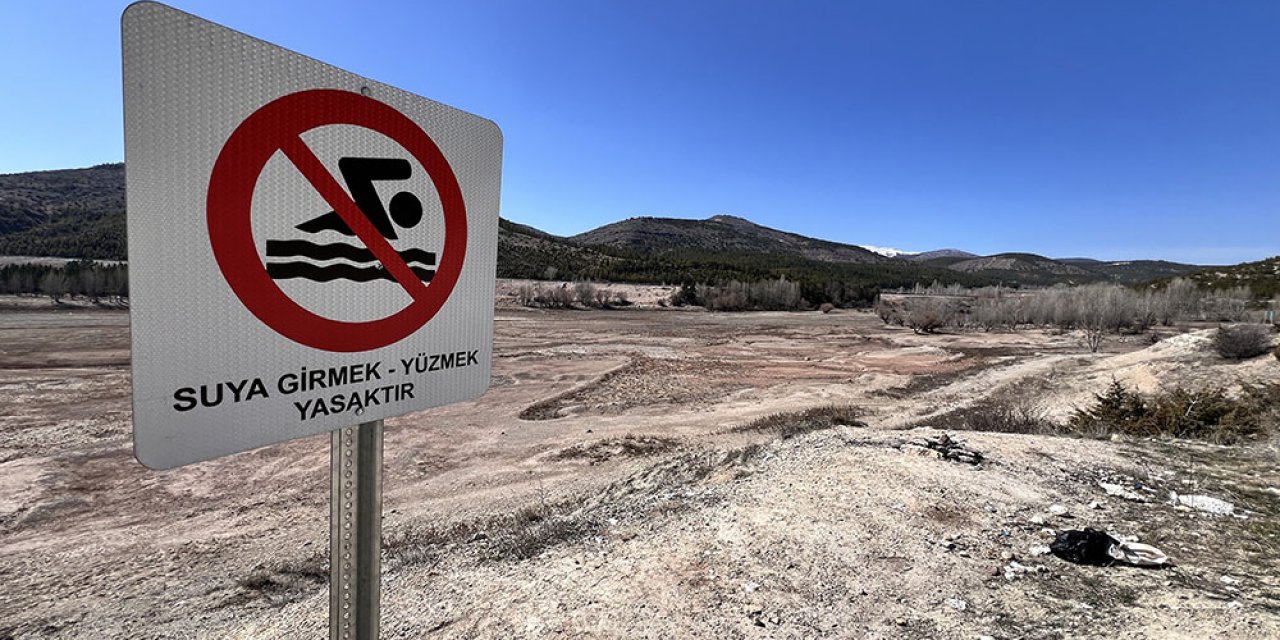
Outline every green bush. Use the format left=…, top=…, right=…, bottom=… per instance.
left=1068, top=379, right=1280, bottom=443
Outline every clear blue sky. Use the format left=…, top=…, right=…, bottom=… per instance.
left=2, top=1, right=1277, bottom=264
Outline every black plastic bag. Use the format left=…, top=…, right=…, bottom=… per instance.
left=1050, top=528, right=1119, bottom=566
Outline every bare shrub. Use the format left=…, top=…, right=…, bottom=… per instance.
left=971, top=298, right=1007, bottom=332
left=697, top=283, right=748, bottom=311
left=1213, top=324, right=1273, bottom=359
left=1133, top=291, right=1160, bottom=332
left=574, top=281, right=598, bottom=306
left=518, top=283, right=575, bottom=309
left=669, top=283, right=698, bottom=307
left=1203, top=286, right=1252, bottom=322
left=1164, top=278, right=1202, bottom=324
left=874, top=297, right=901, bottom=325
left=901, top=296, right=957, bottom=334
left=752, top=277, right=804, bottom=310
left=922, top=399, right=1055, bottom=435
left=516, top=283, right=536, bottom=306
left=1075, top=284, right=1135, bottom=352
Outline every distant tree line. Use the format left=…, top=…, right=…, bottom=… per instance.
left=501, top=244, right=998, bottom=309
left=515, top=281, right=631, bottom=309
left=664, top=278, right=807, bottom=311
left=0, top=260, right=128, bottom=303
left=876, top=279, right=1275, bottom=351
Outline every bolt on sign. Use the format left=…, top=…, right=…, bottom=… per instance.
left=123, top=2, right=502, bottom=469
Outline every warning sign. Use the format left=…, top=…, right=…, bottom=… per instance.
left=124, top=3, right=502, bottom=469
left=207, top=89, right=468, bottom=352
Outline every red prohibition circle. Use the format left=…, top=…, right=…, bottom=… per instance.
left=207, top=89, right=467, bottom=352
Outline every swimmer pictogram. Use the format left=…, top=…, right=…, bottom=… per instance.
left=206, top=89, right=468, bottom=352
left=264, top=157, right=437, bottom=283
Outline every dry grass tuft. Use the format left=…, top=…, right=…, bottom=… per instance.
left=732, top=405, right=865, bottom=440
left=551, top=434, right=681, bottom=464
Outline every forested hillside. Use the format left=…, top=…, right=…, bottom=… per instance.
left=0, top=163, right=125, bottom=259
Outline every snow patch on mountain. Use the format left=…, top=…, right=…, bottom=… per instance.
left=857, top=245, right=920, bottom=258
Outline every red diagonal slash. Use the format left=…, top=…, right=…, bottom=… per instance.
left=208, top=89, right=469, bottom=352
left=280, top=136, right=431, bottom=301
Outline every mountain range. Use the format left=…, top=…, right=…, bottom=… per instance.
left=2, top=163, right=1260, bottom=297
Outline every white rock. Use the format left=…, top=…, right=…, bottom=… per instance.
left=944, top=598, right=968, bottom=611
left=1099, top=482, right=1145, bottom=501
left=1170, top=492, right=1235, bottom=515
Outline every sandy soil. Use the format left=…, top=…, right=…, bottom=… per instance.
left=2, top=293, right=1278, bottom=639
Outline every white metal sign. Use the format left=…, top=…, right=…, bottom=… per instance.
left=123, top=2, right=502, bottom=469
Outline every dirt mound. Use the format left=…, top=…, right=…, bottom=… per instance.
left=213, top=428, right=1280, bottom=639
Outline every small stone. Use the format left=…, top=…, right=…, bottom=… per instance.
left=1048, top=504, right=1070, bottom=517
left=944, top=598, right=968, bottom=611
left=895, top=618, right=908, bottom=626
left=743, top=581, right=761, bottom=593
left=1029, top=515, right=1046, bottom=526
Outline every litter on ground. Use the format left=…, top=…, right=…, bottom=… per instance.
left=1050, top=528, right=1171, bottom=568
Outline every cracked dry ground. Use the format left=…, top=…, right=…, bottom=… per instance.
left=2, top=305, right=1279, bottom=638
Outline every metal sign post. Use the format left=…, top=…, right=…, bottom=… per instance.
left=123, top=4, right=501, bottom=637
left=330, top=421, right=383, bottom=639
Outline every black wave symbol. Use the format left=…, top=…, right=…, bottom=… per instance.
left=265, top=240, right=435, bottom=266
left=266, top=262, right=436, bottom=283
